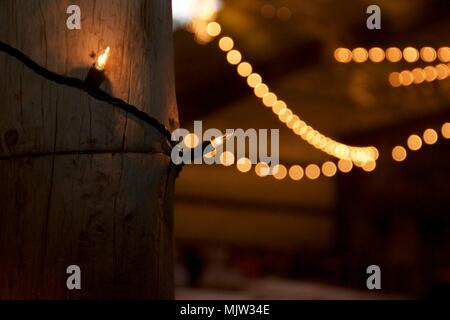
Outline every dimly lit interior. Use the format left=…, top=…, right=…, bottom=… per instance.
left=172, top=0, right=450, bottom=299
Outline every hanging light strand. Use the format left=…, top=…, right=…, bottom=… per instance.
left=206, top=21, right=378, bottom=164
left=334, top=46, right=450, bottom=64
left=389, top=63, right=450, bottom=87
left=220, top=122, right=449, bottom=181
left=392, top=122, right=449, bottom=162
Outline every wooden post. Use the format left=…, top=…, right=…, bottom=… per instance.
left=0, top=0, right=178, bottom=299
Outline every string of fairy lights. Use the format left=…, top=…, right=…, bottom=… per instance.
left=334, top=46, right=450, bottom=87
left=206, top=22, right=379, bottom=167
left=389, top=63, right=450, bottom=87
left=226, top=121, right=449, bottom=182
left=334, top=46, right=450, bottom=64
left=183, top=20, right=450, bottom=182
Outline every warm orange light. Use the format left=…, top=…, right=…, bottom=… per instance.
left=220, top=151, right=235, bottom=166
left=368, top=47, right=385, bottom=63
left=277, top=7, right=292, bottom=21
left=352, top=47, right=368, bottom=63
left=442, top=122, right=450, bottom=139
left=403, top=47, right=419, bottom=63
left=386, top=47, right=402, bottom=62
left=420, top=47, right=437, bottom=63
left=227, top=49, right=242, bottom=65
left=435, top=64, right=450, bottom=80
left=254, top=83, right=269, bottom=98
left=273, top=164, right=287, bottom=180
left=272, top=100, right=287, bottom=115
left=297, top=124, right=309, bottom=137
left=338, top=159, right=353, bottom=173
left=211, top=132, right=234, bottom=149
left=438, top=47, right=450, bottom=62
left=362, top=160, right=376, bottom=172
left=237, top=62, right=252, bottom=77
left=255, top=162, right=270, bottom=177
left=400, top=70, right=413, bottom=86
left=236, top=157, right=252, bottom=173
left=289, top=165, right=304, bottom=181
left=247, top=73, right=262, bottom=88
left=95, top=47, right=111, bottom=71
left=305, top=164, right=320, bottom=180
left=214, top=35, right=382, bottom=164
left=412, top=68, right=426, bottom=84
left=277, top=107, right=288, bottom=118
left=262, top=93, right=277, bottom=107
left=322, top=161, right=337, bottom=177
left=206, top=21, right=221, bottom=37
left=184, top=133, right=200, bottom=148
left=423, top=128, right=438, bottom=145
left=294, top=121, right=307, bottom=135
left=389, top=72, right=402, bottom=87
left=407, top=134, right=422, bottom=151
left=334, top=48, right=352, bottom=63
left=284, top=114, right=293, bottom=124
left=306, top=130, right=315, bottom=142
left=424, top=66, right=437, bottom=82
left=392, top=146, right=407, bottom=162
left=260, top=4, right=276, bottom=18
left=219, top=36, right=234, bottom=51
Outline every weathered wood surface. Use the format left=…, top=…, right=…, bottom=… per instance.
left=0, top=0, right=178, bottom=299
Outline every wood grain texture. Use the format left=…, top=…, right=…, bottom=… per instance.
left=0, top=0, right=177, bottom=299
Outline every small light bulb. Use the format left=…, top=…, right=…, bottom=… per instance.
left=85, top=47, right=111, bottom=87
left=95, top=47, right=111, bottom=71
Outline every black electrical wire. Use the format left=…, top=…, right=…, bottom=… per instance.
left=0, top=40, right=174, bottom=147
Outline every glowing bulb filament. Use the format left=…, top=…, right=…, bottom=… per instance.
left=95, top=47, right=111, bottom=71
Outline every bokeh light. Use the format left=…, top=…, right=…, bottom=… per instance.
left=407, top=134, right=422, bottom=151
left=423, top=128, right=438, bottom=145
left=273, top=164, right=288, bottom=180
left=172, top=0, right=222, bottom=28
left=392, top=146, right=407, bottom=162
left=237, top=62, right=252, bottom=77
left=322, top=161, right=337, bottom=177
left=218, top=36, right=234, bottom=51
left=420, top=47, right=437, bottom=62
left=438, top=47, right=450, bottom=62
left=338, top=159, right=353, bottom=173
left=334, top=48, right=352, bottom=63
left=262, top=93, right=277, bottom=107
left=206, top=21, right=222, bottom=37
left=352, top=47, right=369, bottom=63
left=368, top=47, right=385, bottom=63
left=289, top=165, right=304, bottom=181
left=403, top=47, right=419, bottom=63
left=220, top=151, right=235, bottom=166
left=442, top=123, right=450, bottom=138
left=236, top=157, right=252, bottom=173
left=386, top=47, right=402, bottom=62
left=247, top=73, right=262, bottom=88
left=305, top=164, right=321, bottom=180
left=184, top=133, right=200, bottom=148
left=255, top=162, right=270, bottom=177
left=226, top=49, right=242, bottom=65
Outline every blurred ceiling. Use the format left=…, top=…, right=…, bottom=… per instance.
left=173, top=0, right=450, bottom=249
left=174, top=0, right=450, bottom=132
